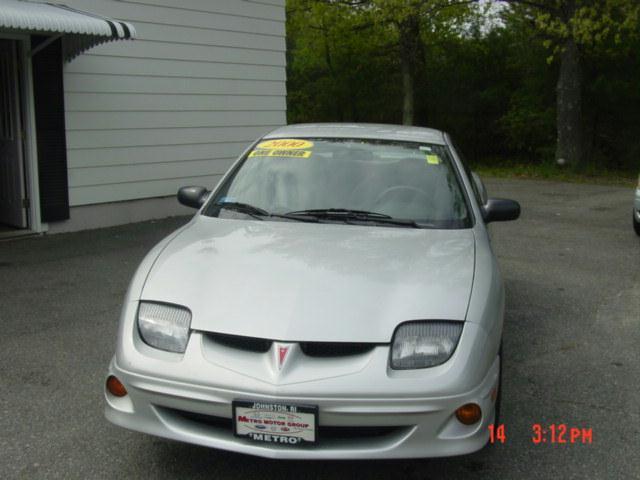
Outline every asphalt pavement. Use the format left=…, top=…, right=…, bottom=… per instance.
left=1, top=178, right=638, bottom=479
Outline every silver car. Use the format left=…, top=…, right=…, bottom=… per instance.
left=105, top=123, right=520, bottom=459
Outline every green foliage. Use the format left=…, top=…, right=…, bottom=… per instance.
left=286, top=0, right=640, bottom=172
left=286, top=0, right=401, bottom=123
left=474, top=158, right=637, bottom=186
left=526, top=0, right=640, bottom=59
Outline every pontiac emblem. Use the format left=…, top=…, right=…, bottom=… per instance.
left=278, top=345, right=290, bottom=370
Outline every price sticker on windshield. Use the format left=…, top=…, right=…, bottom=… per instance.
left=249, top=149, right=312, bottom=158
left=257, top=139, right=314, bottom=150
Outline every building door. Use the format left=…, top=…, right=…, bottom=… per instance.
left=0, top=39, right=27, bottom=228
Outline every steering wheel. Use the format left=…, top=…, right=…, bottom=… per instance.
left=373, top=185, right=430, bottom=209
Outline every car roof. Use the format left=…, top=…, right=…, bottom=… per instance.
left=262, top=123, right=447, bottom=145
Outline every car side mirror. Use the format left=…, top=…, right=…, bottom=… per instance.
left=482, top=198, right=520, bottom=223
left=177, top=186, right=209, bottom=209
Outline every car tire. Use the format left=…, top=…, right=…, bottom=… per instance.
left=634, top=211, right=640, bottom=236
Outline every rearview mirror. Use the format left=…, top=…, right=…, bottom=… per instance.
left=177, top=186, right=209, bottom=209
left=482, top=198, right=520, bottom=223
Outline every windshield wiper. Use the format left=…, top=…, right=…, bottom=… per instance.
left=286, top=208, right=393, bottom=219
left=216, top=204, right=427, bottom=227
left=216, top=202, right=319, bottom=223
left=217, top=202, right=268, bottom=220
left=284, top=208, right=427, bottom=228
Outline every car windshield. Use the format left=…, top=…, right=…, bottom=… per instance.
left=204, top=138, right=471, bottom=228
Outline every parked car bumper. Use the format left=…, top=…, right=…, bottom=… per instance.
left=105, top=311, right=499, bottom=459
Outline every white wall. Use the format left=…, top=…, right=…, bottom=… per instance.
left=61, top=0, right=287, bottom=208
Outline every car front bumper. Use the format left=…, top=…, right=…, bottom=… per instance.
left=105, top=312, right=500, bottom=459
left=634, top=188, right=640, bottom=222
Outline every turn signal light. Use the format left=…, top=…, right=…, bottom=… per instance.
left=106, top=375, right=128, bottom=397
left=455, top=403, right=482, bottom=425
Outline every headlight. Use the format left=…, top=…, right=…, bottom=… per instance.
left=137, top=302, right=192, bottom=353
left=390, top=321, right=463, bottom=369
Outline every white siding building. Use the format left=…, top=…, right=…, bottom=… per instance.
left=0, top=0, right=287, bottom=235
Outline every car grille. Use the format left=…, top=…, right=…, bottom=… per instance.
left=206, top=333, right=378, bottom=357
left=209, top=333, right=272, bottom=353
left=299, top=342, right=375, bottom=357
left=166, top=408, right=403, bottom=440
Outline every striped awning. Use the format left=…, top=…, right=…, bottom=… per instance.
left=0, top=0, right=136, bottom=61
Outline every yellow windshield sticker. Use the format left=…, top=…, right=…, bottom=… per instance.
left=250, top=149, right=312, bottom=158
left=257, top=139, right=314, bottom=150
left=426, top=154, right=440, bottom=165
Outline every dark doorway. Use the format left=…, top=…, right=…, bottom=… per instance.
left=0, top=39, right=27, bottom=231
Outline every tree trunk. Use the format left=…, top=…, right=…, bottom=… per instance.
left=555, top=38, right=583, bottom=168
left=398, top=15, right=420, bottom=126
left=401, top=58, right=414, bottom=125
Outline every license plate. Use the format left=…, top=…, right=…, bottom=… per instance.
left=232, top=400, right=318, bottom=446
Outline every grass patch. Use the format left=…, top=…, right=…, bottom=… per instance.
left=474, top=160, right=637, bottom=187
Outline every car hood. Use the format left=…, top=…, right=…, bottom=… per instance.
left=141, top=216, right=476, bottom=343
